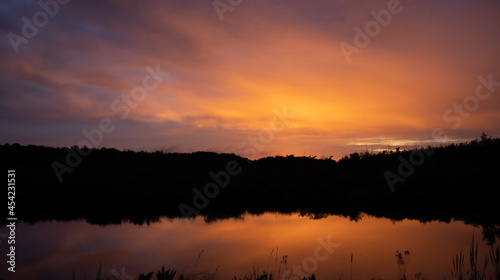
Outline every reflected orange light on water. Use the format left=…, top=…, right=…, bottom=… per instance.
left=6, top=213, right=494, bottom=280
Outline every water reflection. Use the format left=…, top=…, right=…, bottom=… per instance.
left=0, top=213, right=497, bottom=280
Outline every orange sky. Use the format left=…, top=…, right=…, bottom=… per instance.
left=1, top=0, right=500, bottom=158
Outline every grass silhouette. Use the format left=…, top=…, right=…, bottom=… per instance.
left=72, top=235, right=500, bottom=280
left=450, top=249, right=465, bottom=280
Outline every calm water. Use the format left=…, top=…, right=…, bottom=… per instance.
left=0, top=213, right=494, bottom=280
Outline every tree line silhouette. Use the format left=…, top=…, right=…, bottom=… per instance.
left=1, top=133, right=499, bottom=238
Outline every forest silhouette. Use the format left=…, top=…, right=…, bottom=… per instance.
left=1, top=133, right=499, bottom=242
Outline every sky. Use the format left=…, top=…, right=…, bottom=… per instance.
left=1, top=0, right=500, bottom=159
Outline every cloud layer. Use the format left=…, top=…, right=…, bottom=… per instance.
left=1, top=0, right=500, bottom=158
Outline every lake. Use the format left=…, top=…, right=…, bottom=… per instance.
left=0, top=213, right=495, bottom=280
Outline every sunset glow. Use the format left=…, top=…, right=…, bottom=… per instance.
left=1, top=0, right=500, bottom=158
